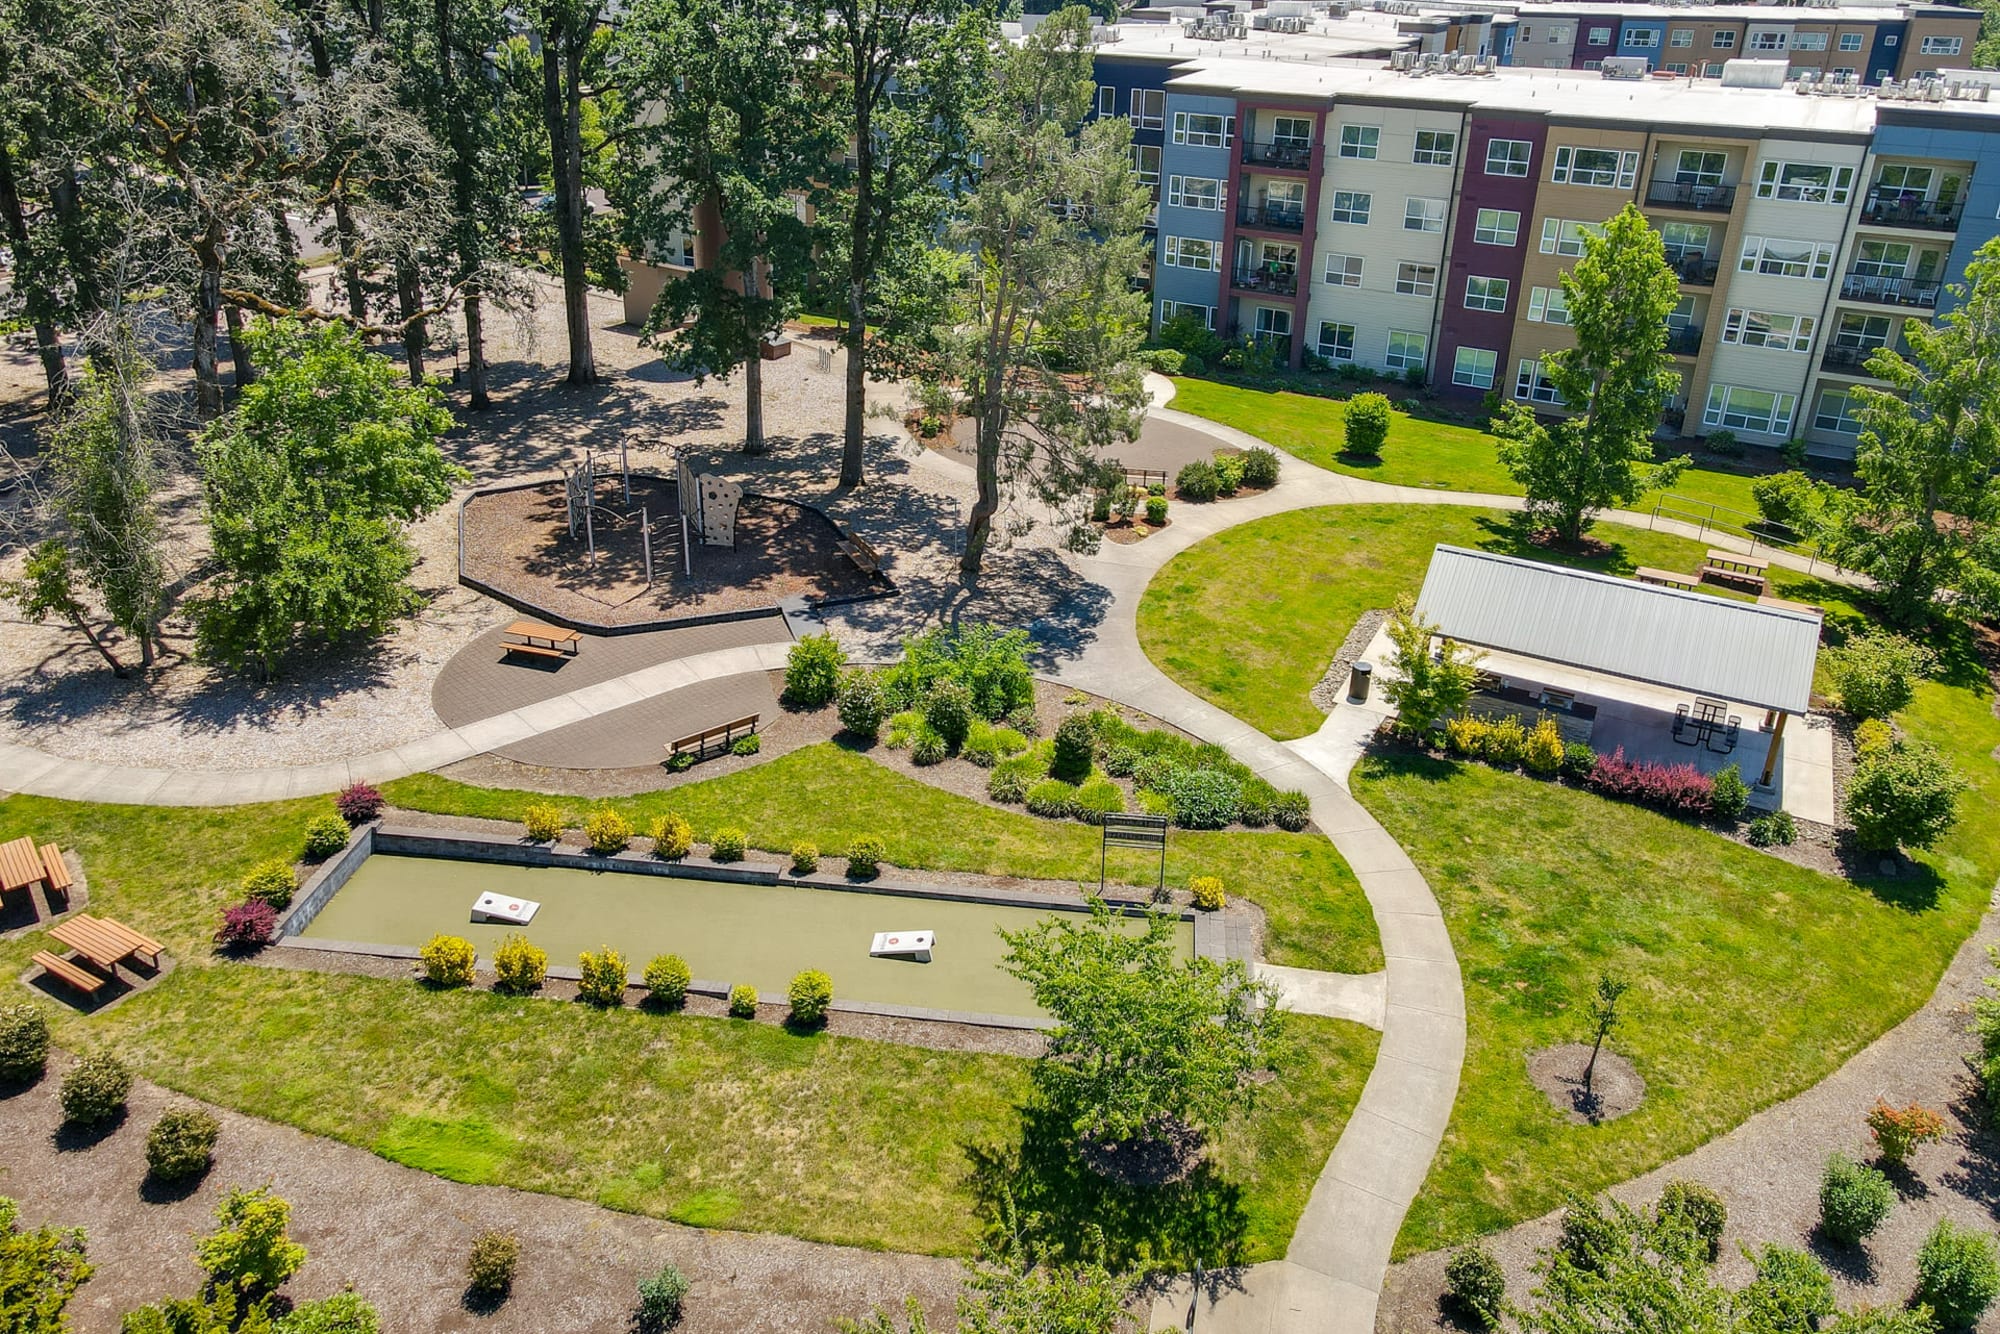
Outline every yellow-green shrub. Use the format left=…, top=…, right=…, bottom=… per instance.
left=788, top=969, right=833, bottom=1026
left=644, top=954, right=692, bottom=1007
left=421, top=934, right=477, bottom=988
left=1189, top=876, right=1226, bottom=911
left=584, top=807, right=632, bottom=855
left=576, top=947, right=628, bottom=1007
left=728, top=984, right=758, bottom=1018
left=1523, top=717, right=1565, bottom=775
left=523, top=803, right=565, bottom=843
left=649, top=812, right=693, bottom=860
left=1483, top=715, right=1528, bottom=767
left=1855, top=717, right=1894, bottom=758
left=1443, top=715, right=1489, bottom=757
left=491, top=934, right=547, bottom=995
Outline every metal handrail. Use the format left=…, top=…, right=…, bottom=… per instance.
left=1646, top=491, right=1843, bottom=576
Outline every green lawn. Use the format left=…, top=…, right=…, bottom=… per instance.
left=1136, top=504, right=1861, bottom=741
left=0, top=753, right=1383, bottom=1263
left=385, top=743, right=1383, bottom=975
left=1167, top=378, right=1770, bottom=516
left=1358, top=666, right=1997, bottom=1255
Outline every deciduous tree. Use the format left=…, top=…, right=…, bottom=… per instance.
left=1382, top=595, right=1480, bottom=737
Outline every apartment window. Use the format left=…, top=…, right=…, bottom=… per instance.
left=1877, top=164, right=1936, bottom=197
left=1587, top=26, right=1611, bottom=45
left=1832, top=66, right=1857, bottom=77
left=1322, top=253, right=1363, bottom=287
left=1526, top=286, right=1572, bottom=325
left=1813, top=388, right=1865, bottom=435
left=1453, top=347, right=1498, bottom=389
left=1712, top=29, right=1737, bottom=48
left=1386, top=330, right=1429, bottom=371
left=1271, top=115, right=1313, bottom=148
left=1583, top=60, right=1603, bottom=72
left=1096, top=86, right=1116, bottom=117
left=1129, top=89, right=1165, bottom=130
left=1838, top=31, right=1863, bottom=50
left=1661, top=221, right=1714, bottom=264
left=1748, top=30, right=1787, bottom=52
left=1671, top=28, right=1693, bottom=47
left=1627, top=28, right=1660, bottom=48
left=1166, top=175, right=1222, bottom=210
left=1515, top=359, right=1564, bottom=404
left=1668, top=294, right=1698, bottom=330
left=1339, top=125, right=1380, bottom=159
left=1922, top=35, right=1963, bottom=55
left=1665, top=63, right=1689, bottom=74
left=1485, top=138, right=1533, bottom=177
left=1162, top=236, right=1220, bottom=271
left=1252, top=306, right=1292, bottom=341
left=1703, top=62, right=1725, bottom=77
left=1739, top=236, right=1835, bottom=279
left=1676, top=150, right=1727, bottom=187
left=1722, top=308, right=1816, bottom=353
left=1473, top=208, right=1520, bottom=246
left=1414, top=130, right=1457, bottom=167
left=1159, top=300, right=1213, bottom=329
left=1317, top=321, right=1356, bottom=361
left=1853, top=240, right=1913, bottom=278
left=1793, top=32, right=1828, bottom=50
left=1405, top=197, right=1447, bottom=233
left=1755, top=160, right=1855, bottom=205
left=1874, top=67, right=1893, bottom=80
left=1172, top=112, right=1232, bottom=148
left=1395, top=263, right=1438, bottom=297
left=1464, top=276, right=1511, bottom=312
left=1552, top=146, right=1639, bottom=188
left=1539, top=218, right=1603, bottom=257
left=1885, top=33, right=1900, bottom=45
left=1133, top=146, right=1161, bottom=188
left=1328, top=190, right=1372, bottom=225
left=1835, top=312, right=1894, bottom=347
left=1547, top=24, right=1571, bottom=42
left=1704, top=384, right=1797, bottom=435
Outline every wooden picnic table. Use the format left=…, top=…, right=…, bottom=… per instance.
left=49, top=914, right=161, bottom=971
left=502, top=620, right=581, bottom=660
left=0, top=836, right=42, bottom=892
left=1705, top=549, right=1769, bottom=577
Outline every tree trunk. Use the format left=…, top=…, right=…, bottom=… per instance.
left=192, top=219, right=226, bottom=419
left=223, top=305, right=256, bottom=386
left=1583, top=1028, right=1606, bottom=1093
left=840, top=84, right=873, bottom=489
left=436, top=0, right=490, bottom=410
left=744, top=349, right=765, bottom=455
left=66, top=606, right=126, bottom=678
left=396, top=263, right=428, bottom=384
left=961, top=380, right=1005, bottom=579
left=301, top=0, right=371, bottom=321
left=541, top=8, right=597, bottom=386
left=463, top=291, right=490, bottom=409
left=0, top=146, right=66, bottom=406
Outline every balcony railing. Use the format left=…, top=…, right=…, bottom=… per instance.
left=1236, top=203, right=1306, bottom=232
left=1821, top=343, right=1891, bottom=373
left=1666, top=326, right=1702, bottom=357
left=1671, top=253, right=1721, bottom=286
left=1860, top=189, right=1964, bottom=232
left=1240, top=139, right=1313, bottom=170
left=1645, top=181, right=1736, bottom=212
left=1839, top=273, right=1941, bottom=307
left=1231, top=267, right=1299, bottom=297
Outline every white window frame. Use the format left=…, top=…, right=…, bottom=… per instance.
left=1755, top=160, right=1855, bottom=205
left=1712, top=29, right=1737, bottom=48
left=1721, top=307, right=1816, bottom=353
left=1748, top=30, right=1787, bottom=52
left=1704, top=384, right=1797, bottom=435
left=1813, top=387, right=1865, bottom=435
left=1404, top=196, right=1447, bottom=233
left=1485, top=138, right=1533, bottom=178
left=1838, top=32, right=1864, bottom=51
left=1394, top=262, right=1438, bottom=298
left=1627, top=28, right=1660, bottom=48
left=1526, top=287, right=1572, bottom=325
left=1835, top=312, right=1894, bottom=348
left=1413, top=129, right=1457, bottom=167
left=1793, top=32, right=1828, bottom=50
left=1539, top=218, right=1603, bottom=257
left=1158, top=300, right=1214, bottom=330
left=1453, top=346, right=1498, bottom=389
left=1252, top=306, right=1292, bottom=341
left=1316, top=321, right=1356, bottom=362
left=1671, top=28, right=1693, bottom=47
left=1665, top=62, right=1688, bottom=74
left=1386, top=330, right=1429, bottom=371
left=1675, top=150, right=1728, bottom=187
left=1464, top=276, right=1511, bottom=313
left=1339, top=125, right=1381, bottom=159
left=1552, top=146, right=1639, bottom=189
left=1738, top=235, right=1835, bottom=280
left=1852, top=240, right=1914, bottom=278
left=1922, top=34, right=1962, bottom=55
left=1171, top=111, right=1233, bottom=148
left=1166, top=175, right=1223, bottom=211
left=1474, top=208, right=1520, bottom=246
left=1132, top=145, right=1161, bottom=188
left=1162, top=235, right=1221, bottom=271
left=1587, top=26, right=1611, bottom=46
left=1322, top=253, right=1363, bottom=287
left=1515, top=359, right=1564, bottom=405
left=1327, top=190, right=1372, bottom=225
left=1129, top=89, right=1165, bottom=130
left=1096, top=86, right=1116, bottom=117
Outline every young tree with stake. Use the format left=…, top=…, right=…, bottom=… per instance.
left=1583, top=973, right=1629, bottom=1097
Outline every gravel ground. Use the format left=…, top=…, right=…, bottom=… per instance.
left=1376, top=898, right=2000, bottom=1333
left=1310, top=608, right=1390, bottom=716
left=0, top=1056, right=967, bottom=1334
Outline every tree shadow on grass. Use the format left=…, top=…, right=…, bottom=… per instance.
left=1353, top=743, right=1462, bottom=787
left=965, top=1102, right=1251, bottom=1273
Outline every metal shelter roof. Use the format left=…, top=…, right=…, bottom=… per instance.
left=1412, top=545, right=1821, bottom=715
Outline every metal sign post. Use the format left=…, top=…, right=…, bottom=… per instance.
left=1100, top=813, right=1169, bottom=897
left=641, top=507, right=653, bottom=587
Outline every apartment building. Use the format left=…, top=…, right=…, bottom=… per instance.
left=1128, top=55, right=2000, bottom=459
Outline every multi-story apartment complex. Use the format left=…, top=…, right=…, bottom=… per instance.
left=1098, top=46, right=2000, bottom=459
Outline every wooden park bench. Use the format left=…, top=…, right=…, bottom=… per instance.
left=1120, top=468, right=1168, bottom=492
left=836, top=532, right=882, bottom=576
left=31, top=950, right=105, bottom=996
left=1701, top=548, right=1770, bottom=593
left=1634, top=566, right=1700, bottom=592
left=666, top=714, right=761, bottom=764
left=1757, top=593, right=1823, bottom=617
left=37, top=845, right=71, bottom=895
left=501, top=620, right=581, bottom=662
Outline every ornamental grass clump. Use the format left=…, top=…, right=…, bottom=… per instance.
left=421, top=934, right=478, bottom=989
left=1025, top=778, right=1081, bottom=819
left=576, top=947, right=628, bottom=1007
left=1074, top=776, right=1126, bottom=823
left=146, top=1106, right=220, bottom=1184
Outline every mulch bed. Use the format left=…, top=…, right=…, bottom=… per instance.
left=1527, top=1043, right=1646, bottom=1125
left=459, top=474, right=877, bottom=628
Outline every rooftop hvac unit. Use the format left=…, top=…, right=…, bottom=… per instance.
left=1600, top=55, right=1648, bottom=79
left=1718, top=57, right=1789, bottom=88
left=1392, top=48, right=1416, bottom=68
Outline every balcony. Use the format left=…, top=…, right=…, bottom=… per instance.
left=1666, top=326, right=1702, bottom=357
left=1231, top=267, right=1299, bottom=297
left=1646, top=181, right=1736, bottom=213
left=1839, top=273, right=1941, bottom=308
left=1859, top=190, right=1963, bottom=233
left=1240, top=139, right=1313, bottom=171
left=1671, top=253, right=1721, bottom=287
left=1821, top=343, right=1889, bottom=374
left=1236, top=203, right=1306, bottom=233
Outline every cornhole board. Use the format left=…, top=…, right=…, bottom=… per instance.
left=472, top=892, right=540, bottom=926
left=869, top=930, right=934, bottom=962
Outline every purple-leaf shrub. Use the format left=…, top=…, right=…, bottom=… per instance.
left=1585, top=747, right=1714, bottom=816
left=215, top=899, right=279, bottom=951
left=334, top=782, right=384, bottom=826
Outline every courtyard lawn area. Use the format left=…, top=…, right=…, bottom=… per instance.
left=0, top=754, right=1382, bottom=1263
left=384, top=743, right=1383, bottom=975
left=1136, top=503, right=1863, bottom=741
left=1167, top=378, right=1768, bottom=516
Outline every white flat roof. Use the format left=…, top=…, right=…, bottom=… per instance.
left=1413, top=545, right=1821, bottom=715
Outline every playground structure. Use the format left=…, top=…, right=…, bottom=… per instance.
left=559, top=445, right=753, bottom=589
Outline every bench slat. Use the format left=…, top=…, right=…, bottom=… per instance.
left=502, top=642, right=570, bottom=659
left=38, top=845, right=72, bottom=893
left=32, top=951, right=104, bottom=994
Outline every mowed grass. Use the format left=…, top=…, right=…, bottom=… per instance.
left=385, top=742, right=1383, bottom=974
left=0, top=778, right=1380, bottom=1261
left=1135, top=504, right=1861, bottom=741
left=1167, top=378, right=1769, bottom=515
left=1356, top=751, right=1990, bottom=1257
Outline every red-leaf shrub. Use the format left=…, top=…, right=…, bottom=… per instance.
left=1586, top=747, right=1714, bottom=817
left=335, top=782, right=384, bottom=826
left=215, top=899, right=279, bottom=951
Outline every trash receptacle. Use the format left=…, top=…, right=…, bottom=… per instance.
left=1348, top=661, right=1372, bottom=702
